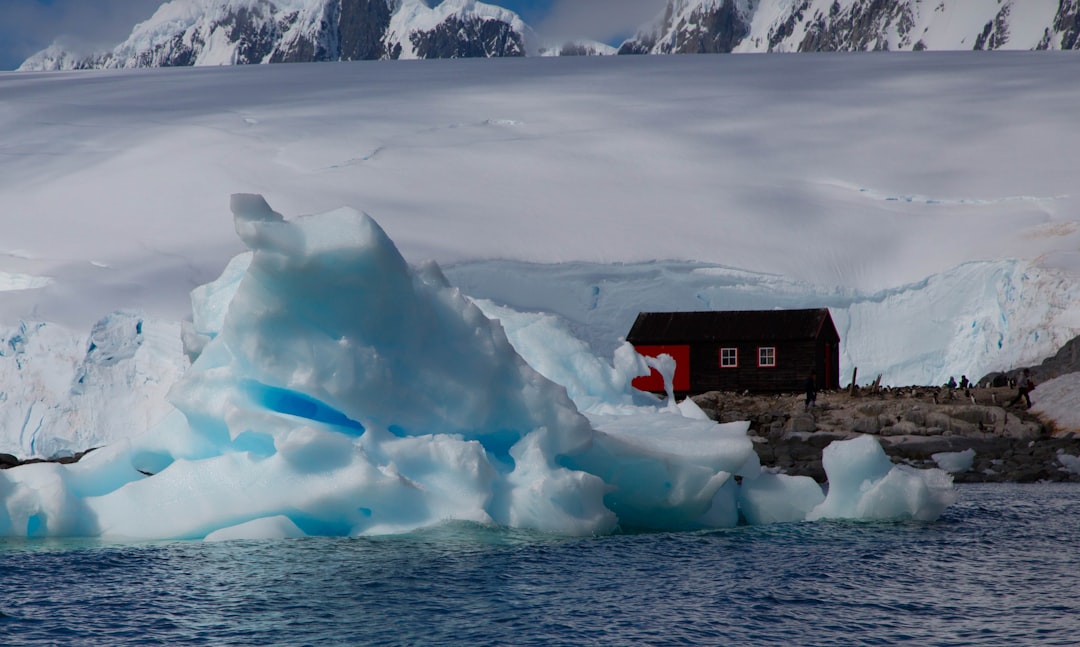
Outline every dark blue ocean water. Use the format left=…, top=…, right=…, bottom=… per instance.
left=2, top=483, right=1078, bottom=646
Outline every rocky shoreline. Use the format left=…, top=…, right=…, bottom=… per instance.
left=692, top=385, right=1080, bottom=484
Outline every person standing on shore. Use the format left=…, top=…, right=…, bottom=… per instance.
left=1007, top=369, right=1036, bottom=409
left=804, top=370, right=817, bottom=412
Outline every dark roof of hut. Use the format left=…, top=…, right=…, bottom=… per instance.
left=626, top=308, right=836, bottom=344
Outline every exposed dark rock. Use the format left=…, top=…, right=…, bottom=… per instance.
left=230, top=4, right=287, bottom=63
left=624, top=0, right=1080, bottom=55
left=767, top=0, right=811, bottom=50
left=616, top=40, right=653, bottom=55
left=1006, top=333, right=1080, bottom=382
left=0, top=447, right=98, bottom=470
left=624, top=0, right=752, bottom=54
left=674, top=0, right=752, bottom=53
left=553, top=42, right=609, bottom=57
left=1055, top=0, right=1080, bottom=49
left=797, top=0, right=916, bottom=51
left=974, top=5, right=1011, bottom=51
left=693, top=385, right=1080, bottom=484
left=410, top=15, right=526, bottom=59
left=339, top=0, right=393, bottom=61
left=977, top=334, right=1080, bottom=404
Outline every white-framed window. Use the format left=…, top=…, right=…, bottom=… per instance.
left=720, top=347, right=738, bottom=368
left=758, top=346, right=776, bottom=367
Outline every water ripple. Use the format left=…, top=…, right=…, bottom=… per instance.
left=2, top=484, right=1080, bottom=645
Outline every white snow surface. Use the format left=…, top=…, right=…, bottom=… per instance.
left=2, top=53, right=1080, bottom=461
left=1030, top=374, right=1080, bottom=434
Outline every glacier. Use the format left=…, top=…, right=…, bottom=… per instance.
left=0, top=196, right=956, bottom=540
left=3, top=253, right=1076, bottom=461
left=447, top=256, right=1080, bottom=388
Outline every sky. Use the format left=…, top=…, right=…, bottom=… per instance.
left=0, top=0, right=666, bottom=70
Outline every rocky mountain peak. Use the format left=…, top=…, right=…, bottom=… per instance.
left=16, top=0, right=1080, bottom=70
left=620, top=0, right=1080, bottom=54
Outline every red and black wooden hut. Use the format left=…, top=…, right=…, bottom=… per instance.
left=626, top=308, right=840, bottom=395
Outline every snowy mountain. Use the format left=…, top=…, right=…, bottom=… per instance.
left=19, top=0, right=1078, bottom=71
left=620, top=0, right=1080, bottom=54
left=17, top=0, right=582, bottom=71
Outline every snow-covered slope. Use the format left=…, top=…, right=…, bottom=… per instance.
left=621, top=0, right=1080, bottom=54
left=18, top=0, right=540, bottom=71
left=2, top=53, right=1080, bottom=457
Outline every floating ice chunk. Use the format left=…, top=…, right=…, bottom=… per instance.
left=738, top=472, right=825, bottom=525
left=573, top=411, right=755, bottom=530
left=932, top=448, right=975, bottom=473
left=809, top=434, right=895, bottom=520
left=205, top=515, right=307, bottom=541
left=1057, top=451, right=1080, bottom=475
left=808, top=435, right=956, bottom=522
left=1, top=462, right=97, bottom=537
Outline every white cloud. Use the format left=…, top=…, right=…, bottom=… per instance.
left=538, top=0, right=667, bottom=44
left=0, top=0, right=162, bottom=68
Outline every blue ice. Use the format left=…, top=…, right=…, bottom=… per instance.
left=0, top=196, right=956, bottom=540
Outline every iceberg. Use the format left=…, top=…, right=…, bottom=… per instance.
left=933, top=448, right=977, bottom=474
left=0, top=196, right=956, bottom=540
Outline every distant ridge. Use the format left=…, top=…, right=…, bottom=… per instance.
left=19, top=0, right=1080, bottom=70
left=19, top=0, right=615, bottom=71
left=619, top=0, right=1080, bottom=54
